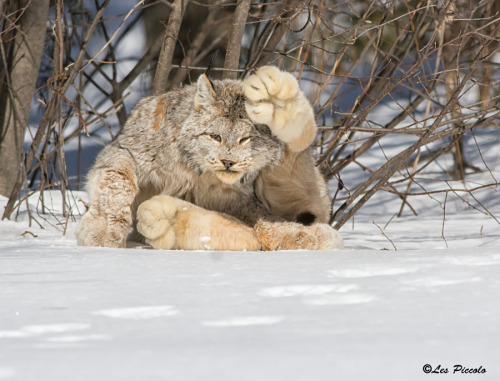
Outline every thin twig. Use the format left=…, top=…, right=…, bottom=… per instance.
left=372, top=220, right=398, bottom=251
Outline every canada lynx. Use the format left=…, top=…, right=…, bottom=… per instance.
left=76, top=66, right=343, bottom=250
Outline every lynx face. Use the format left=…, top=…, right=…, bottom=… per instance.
left=179, top=75, right=284, bottom=185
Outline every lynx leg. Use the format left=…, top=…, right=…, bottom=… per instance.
left=246, top=67, right=334, bottom=230
left=254, top=220, right=343, bottom=251
left=256, top=148, right=331, bottom=224
left=137, top=195, right=261, bottom=251
left=76, top=150, right=138, bottom=248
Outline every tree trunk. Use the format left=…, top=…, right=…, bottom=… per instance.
left=223, top=0, right=251, bottom=79
left=0, top=0, right=50, bottom=197
left=152, top=0, right=188, bottom=95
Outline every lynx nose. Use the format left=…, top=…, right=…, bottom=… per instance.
left=221, top=159, right=235, bottom=169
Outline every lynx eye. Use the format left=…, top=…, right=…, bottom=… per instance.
left=239, top=136, right=251, bottom=145
left=209, top=134, right=222, bottom=143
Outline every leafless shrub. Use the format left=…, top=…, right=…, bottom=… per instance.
left=1, top=0, right=499, bottom=234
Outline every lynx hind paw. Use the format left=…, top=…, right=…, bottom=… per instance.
left=244, top=66, right=299, bottom=102
left=255, top=221, right=343, bottom=251
left=314, top=224, right=344, bottom=250
left=254, top=220, right=316, bottom=251
left=136, top=196, right=178, bottom=249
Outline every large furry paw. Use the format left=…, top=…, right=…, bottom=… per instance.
left=137, top=195, right=261, bottom=251
left=244, top=66, right=299, bottom=126
left=136, top=197, right=178, bottom=250
left=312, top=224, right=344, bottom=250
left=243, top=66, right=316, bottom=150
left=76, top=211, right=129, bottom=248
left=255, top=220, right=344, bottom=251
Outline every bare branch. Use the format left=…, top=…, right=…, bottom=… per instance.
left=223, top=0, right=251, bottom=79
left=152, top=0, right=188, bottom=95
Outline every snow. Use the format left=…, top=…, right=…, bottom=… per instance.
left=1, top=187, right=500, bottom=380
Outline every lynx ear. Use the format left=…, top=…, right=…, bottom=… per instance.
left=194, top=74, right=216, bottom=111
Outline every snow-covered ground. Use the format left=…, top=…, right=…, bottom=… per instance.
left=1, top=244, right=499, bottom=381
left=1, top=171, right=500, bottom=381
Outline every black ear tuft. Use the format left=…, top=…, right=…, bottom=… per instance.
left=296, top=212, right=316, bottom=226
left=205, top=50, right=219, bottom=84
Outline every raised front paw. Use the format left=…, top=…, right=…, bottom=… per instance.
left=243, top=66, right=300, bottom=127
left=244, top=66, right=316, bottom=150
left=136, top=196, right=178, bottom=249
left=244, top=66, right=299, bottom=102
